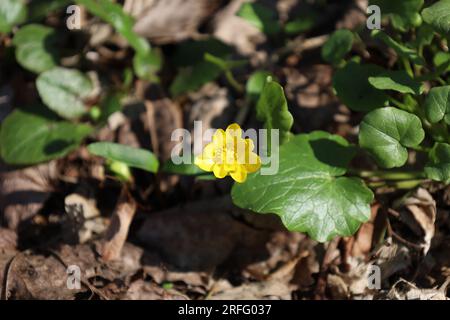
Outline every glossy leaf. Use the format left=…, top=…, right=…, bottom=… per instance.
left=0, top=106, right=92, bottom=165
left=232, top=131, right=373, bottom=242
left=422, top=0, right=450, bottom=36
left=424, top=85, right=450, bottom=125
left=333, top=61, right=388, bottom=112
left=0, top=0, right=26, bottom=34
left=237, top=2, right=280, bottom=36
left=246, top=71, right=274, bottom=104
left=425, top=143, right=450, bottom=184
left=88, top=142, right=159, bottom=173
left=359, top=107, right=425, bottom=168
left=12, top=24, right=58, bottom=73
left=368, top=70, right=424, bottom=95
left=36, top=67, right=93, bottom=120
left=321, top=29, right=354, bottom=65
left=256, top=78, right=293, bottom=145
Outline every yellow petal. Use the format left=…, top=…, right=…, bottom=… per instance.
left=230, top=165, right=247, bottom=183
left=194, top=155, right=215, bottom=172
left=213, top=164, right=228, bottom=179
left=244, top=152, right=261, bottom=173
left=245, top=138, right=255, bottom=151
left=225, top=123, right=242, bottom=138
left=212, top=129, right=226, bottom=147
left=202, top=142, right=216, bottom=159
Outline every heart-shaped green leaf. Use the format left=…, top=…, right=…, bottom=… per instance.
left=256, top=78, right=293, bottom=145
left=88, top=142, right=159, bottom=173
left=36, top=67, right=93, bottom=120
left=0, top=0, right=27, bottom=34
left=333, top=61, right=388, bottom=112
left=12, top=24, right=58, bottom=73
left=0, top=106, right=92, bottom=165
left=424, top=85, right=450, bottom=125
left=359, top=107, right=425, bottom=168
left=321, top=29, right=354, bottom=65
left=425, top=142, right=450, bottom=184
left=422, top=0, right=450, bottom=36
left=368, top=70, right=424, bottom=94
left=237, top=2, right=281, bottom=36
left=232, top=131, right=373, bottom=242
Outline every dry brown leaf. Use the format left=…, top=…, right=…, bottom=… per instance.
left=130, top=0, right=224, bottom=44
left=393, top=188, right=437, bottom=255
left=0, top=228, right=17, bottom=251
left=0, top=162, right=56, bottom=230
left=210, top=279, right=292, bottom=300
left=385, top=278, right=449, bottom=300
left=101, top=189, right=137, bottom=261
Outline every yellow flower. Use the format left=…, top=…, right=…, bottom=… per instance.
left=194, top=123, right=261, bottom=183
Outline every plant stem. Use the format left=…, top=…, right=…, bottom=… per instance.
left=349, top=169, right=425, bottom=180
left=409, top=145, right=430, bottom=153
left=225, top=70, right=244, bottom=93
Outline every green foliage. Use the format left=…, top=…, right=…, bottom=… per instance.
left=368, top=70, right=424, bottom=95
left=76, top=0, right=160, bottom=80
left=359, top=107, right=425, bottom=168
left=0, top=106, right=92, bottom=165
left=232, top=131, right=373, bottom=242
left=246, top=71, right=274, bottom=104
left=424, top=86, right=450, bottom=125
left=425, top=143, right=450, bottom=184
left=0, top=0, right=26, bottom=34
left=370, top=0, right=424, bottom=31
left=333, top=61, right=388, bottom=112
left=422, top=0, right=450, bottom=36
left=170, top=38, right=232, bottom=96
left=36, top=67, right=93, bottom=120
left=321, top=29, right=354, bottom=65
left=237, top=2, right=281, bottom=36
left=87, top=142, right=159, bottom=173
left=13, top=24, right=58, bottom=73
left=256, top=78, right=293, bottom=145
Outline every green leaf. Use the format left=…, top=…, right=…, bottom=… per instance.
left=36, top=67, right=93, bottom=120
left=422, top=0, right=450, bottom=36
left=0, top=106, right=92, bottom=165
left=87, top=142, right=159, bottom=173
left=371, top=30, right=425, bottom=65
left=232, top=131, right=373, bottom=242
left=368, top=70, right=424, bottom=94
left=76, top=0, right=149, bottom=55
left=424, top=85, right=450, bottom=125
left=321, top=29, right=354, bottom=65
left=256, top=78, right=293, bottom=145
left=169, top=38, right=232, bottom=96
left=433, top=52, right=450, bottom=73
left=237, top=2, right=280, bottom=36
left=170, top=62, right=223, bottom=96
left=359, top=107, right=425, bottom=168
left=425, top=142, right=450, bottom=184
left=162, top=159, right=205, bottom=176
left=246, top=71, right=273, bottom=104
left=283, top=8, right=318, bottom=35
left=333, top=61, right=388, bottom=112
left=370, top=0, right=424, bottom=31
left=0, top=0, right=27, bottom=34
left=12, top=24, right=58, bottom=73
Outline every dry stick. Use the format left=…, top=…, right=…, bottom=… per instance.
left=101, top=187, right=137, bottom=261
left=314, top=237, right=341, bottom=300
